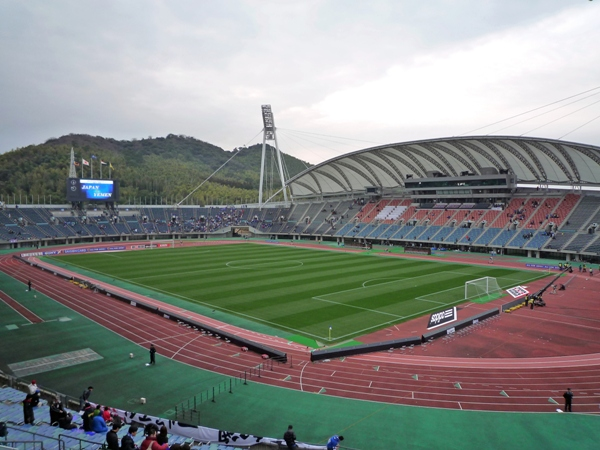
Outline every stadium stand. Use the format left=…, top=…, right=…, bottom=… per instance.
left=0, top=386, right=250, bottom=450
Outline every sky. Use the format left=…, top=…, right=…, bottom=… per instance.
left=1, top=0, right=599, bottom=165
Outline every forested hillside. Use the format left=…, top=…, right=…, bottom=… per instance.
left=0, top=134, right=311, bottom=205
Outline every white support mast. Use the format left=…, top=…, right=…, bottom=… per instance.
left=259, top=105, right=289, bottom=207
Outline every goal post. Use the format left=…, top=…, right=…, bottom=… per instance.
left=465, top=276, right=502, bottom=300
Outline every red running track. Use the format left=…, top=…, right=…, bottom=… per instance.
left=2, top=243, right=600, bottom=414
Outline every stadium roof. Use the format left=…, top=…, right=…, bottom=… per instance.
left=286, top=136, right=600, bottom=197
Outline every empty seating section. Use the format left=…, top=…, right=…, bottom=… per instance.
left=412, top=209, right=433, bottom=223
left=374, top=199, right=407, bottom=222
left=297, top=202, right=328, bottom=233
left=563, top=234, right=598, bottom=252
left=333, top=222, right=355, bottom=236
left=506, top=230, right=533, bottom=248
left=421, top=226, right=441, bottom=241
left=85, top=224, right=104, bottom=235
left=374, top=204, right=399, bottom=221
left=38, top=223, right=65, bottom=238
left=380, top=224, right=400, bottom=239
left=445, top=226, right=469, bottom=243
left=113, top=222, right=130, bottom=234
left=583, top=206, right=600, bottom=230
left=353, top=200, right=381, bottom=223
left=432, top=226, right=455, bottom=242
left=476, top=209, right=500, bottom=227
left=490, top=229, right=517, bottom=247
left=403, top=225, right=427, bottom=240
left=523, top=231, right=552, bottom=249
left=142, top=222, right=156, bottom=233
left=369, top=223, right=392, bottom=239
left=287, top=203, right=311, bottom=222
left=583, top=236, right=600, bottom=254
left=473, top=227, right=502, bottom=246
left=97, top=221, right=120, bottom=235
left=18, top=208, right=48, bottom=224
left=356, top=223, right=379, bottom=237
left=431, top=210, right=457, bottom=226
left=127, top=221, right=142, bottom=233
left=24, top=225, right=50, bottom=239
left=550, top=194, right=582, bottom=228
left=0, top=210, right=15, bottom=225
left=556, top=196, right=600, bottom=231
left=398, top=205, right=417, bottom=223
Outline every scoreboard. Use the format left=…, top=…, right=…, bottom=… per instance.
left=66, top=178, right=120, bottom=202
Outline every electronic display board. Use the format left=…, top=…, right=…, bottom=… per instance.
left=66, top=178, right=120, bottom=202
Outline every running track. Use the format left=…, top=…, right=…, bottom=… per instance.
left=2, top=242, right=600, bottom=414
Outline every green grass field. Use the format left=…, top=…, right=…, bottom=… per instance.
left=48, top=243, right=548, bottom=344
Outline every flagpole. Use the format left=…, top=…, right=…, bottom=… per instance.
left=81, top=158, right=83, bottom=178
left=100, top=162, right=102, bottom=179
left=91, top=158, right=93, bottom=178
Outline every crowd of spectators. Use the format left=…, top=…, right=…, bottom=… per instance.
left=19, top=380, right=195, bottom=450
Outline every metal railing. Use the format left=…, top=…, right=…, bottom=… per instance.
left=6, top=425, right=61, bottom=450
left=58, top=432, right=105, bottom=450
left=0, top=440, right=45, bottom=450
left=173, top=356, right=293, bottom=424
left=0, top=373, right=81, bottom=412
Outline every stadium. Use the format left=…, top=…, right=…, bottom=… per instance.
left=1, top=130, right=600, bottom=450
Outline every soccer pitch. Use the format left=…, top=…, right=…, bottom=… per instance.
left=48, top=244, right=547, bottom=344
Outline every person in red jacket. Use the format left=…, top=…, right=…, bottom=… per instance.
left=140, top=425, right=168, bottom=450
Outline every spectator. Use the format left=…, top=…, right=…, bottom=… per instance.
left=106, top=422, right=122, bottom=450
left=102, top=405, right=113, bottom=424
left=156, top=425, right=169, bottom=445
left=283, top=424, right=298, bottom=449
left=120, top=425, right=139, bottom=450
left=79, top=386, right=94, bottom=410
left=27, top=380, right=38, bottom=395
left=326, top=434, right=344, bottom=450
left=169, top=444, right=191, bottom=450
left=23, top=394, right=35, bottom=424
left=91, top=413, right=109, bottom=433
left=81, top=403, right=94, bottom=431
left=140, top=424, right=168, bottom=450
left=49, top=397, right=77, bottom=430
left=27, top=380, right=40, bottom=407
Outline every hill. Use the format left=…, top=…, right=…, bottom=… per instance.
left=0, top=134, right=311, bottom=205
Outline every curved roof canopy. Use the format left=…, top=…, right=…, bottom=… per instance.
left=286, top=136, right=600, bottom=197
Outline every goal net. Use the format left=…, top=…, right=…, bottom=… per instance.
left=465, top=277, right=502, bottom=301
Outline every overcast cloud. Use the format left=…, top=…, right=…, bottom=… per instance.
left=1, top=0, right=599, bottom=164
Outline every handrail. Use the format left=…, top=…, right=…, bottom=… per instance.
left=0, top=440, right=45, bottom=449
left=58, top=432, right=105, bottom=450
left=6, top=425, right=62, bottom=450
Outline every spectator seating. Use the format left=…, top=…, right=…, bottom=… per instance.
left=0, top=387, right=244, bottom=450
left=473, top=227, right=502, bottom=246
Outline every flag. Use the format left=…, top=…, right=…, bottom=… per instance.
left=100, top=160, right=107, bottom=165
left=82, top=158, right=90, bottom=166
left=74, top=161, right=80, bottom=167
left=109, top=162, right=114, bottom=170
left=91, top=155, right=97, bottom=159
